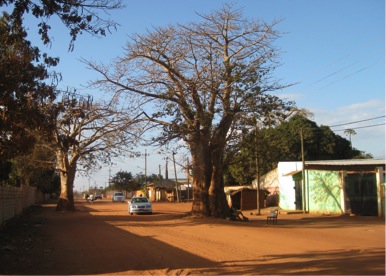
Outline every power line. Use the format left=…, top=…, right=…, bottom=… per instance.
left=302, top=35, right=383, bottom=81
left=328, top=115, right=385, bottom=128
left=317, top=60, right=382, bottom=90
left=309, top=48, right=384, bottom=89
left=332, top=122, right=385, bottom=132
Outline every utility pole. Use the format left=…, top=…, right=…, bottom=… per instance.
left=172, top=152, right=180, bottom=202
left=255, top=121, right=261, bottom=215
left=108, top=165, right=111, bottom=187
left=301, top=127, right=306, bottom=213
left=165, top=157, right=169, bottom=180
left=186, top=157, right=190, bottom=202
left=144, top=149, right=147, bottom=185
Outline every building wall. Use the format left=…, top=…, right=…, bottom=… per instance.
left=258, top=168, right=279, bottom=206
left=278, top=166, right=345, bottom=214
left=278, top=164, right=382, bottom=215
left=277, top=162, right=302, bottom=210
left=307, top=170, right=343, bottom=214
left=0, top=185, right=43, bottom=226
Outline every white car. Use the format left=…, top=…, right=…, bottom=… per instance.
left=112, top=192, right=125, bottom=202
left=129, top=196, right=152, bottom=215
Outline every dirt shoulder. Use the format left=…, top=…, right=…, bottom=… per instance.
left=0, top=199, right=384, bottom=275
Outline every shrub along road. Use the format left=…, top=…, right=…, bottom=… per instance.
left=0, top=199, right=384, bottom=275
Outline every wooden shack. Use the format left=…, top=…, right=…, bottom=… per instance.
left=228, top=188, right=267, bottom=211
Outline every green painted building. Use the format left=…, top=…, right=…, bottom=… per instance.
left=258, top=160, right=385, bottom=217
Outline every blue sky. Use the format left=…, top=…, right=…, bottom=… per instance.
left=8, top=0, right=385, bottom=191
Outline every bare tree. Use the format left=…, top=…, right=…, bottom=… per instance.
left=49, top=91, right=144, bottom=211
left=85, top=4, right=294, bottom=218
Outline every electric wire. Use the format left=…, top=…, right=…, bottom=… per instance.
left=332, top=122, right=385, bottom=132
left=291, top=115, right=385, bottom=134
left=317, top=60, right=383, bottom=90
left=289, top=36, right=384, bottom=94
left=328, top=115, right=385, bottom=128
left=309, top=48, right=384, bottom=89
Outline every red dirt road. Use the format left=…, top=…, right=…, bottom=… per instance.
left=1, top=199, right=385, bottom=275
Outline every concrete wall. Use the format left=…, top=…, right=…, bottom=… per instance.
left=0, top=185, right=43, bottom=226
left=258, top=167, right=280, bottom=206
left=277, top=162, right=302, bottom=210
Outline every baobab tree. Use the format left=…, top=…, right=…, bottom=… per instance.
left=49, top=91, right=144, bottom=211
left=85, top=4, right=294, bottom=218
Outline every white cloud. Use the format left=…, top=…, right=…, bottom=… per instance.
left=311, top=99, right=385, bottom=158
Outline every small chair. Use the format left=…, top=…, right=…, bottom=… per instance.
left=266, top=208, right=279, bottom=224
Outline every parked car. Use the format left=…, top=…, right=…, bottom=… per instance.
left=112, top=192, right=125, bottom=202
left=94, top=194, right=102, bottom=200
left=129, top=196, right=152, bottom=215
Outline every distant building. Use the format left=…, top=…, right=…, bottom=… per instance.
left=146, top=179, right=192, bottom=202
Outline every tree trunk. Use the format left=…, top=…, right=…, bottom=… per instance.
left=209, top=148, right=230, bottom=218
left=55, top=150, right=76, bottom=211
left=189, top=134, right=230, bottom=218
left=190, top=139, right=212, bottom=217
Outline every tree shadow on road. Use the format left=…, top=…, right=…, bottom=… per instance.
left=215, top=248, right=385, bottom=275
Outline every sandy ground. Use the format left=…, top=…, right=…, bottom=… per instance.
left=0, top=199, right=385, bottom=275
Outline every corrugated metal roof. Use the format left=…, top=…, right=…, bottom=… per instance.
left=277, top=159, right=385, bottom=176
left=305, top=159, right=385, bottom=166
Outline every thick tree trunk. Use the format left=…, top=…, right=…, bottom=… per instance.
left=190, top=139, right=212, bottom=217
left=209, top=148, right=231, bottom=218
left=55, top=150, right=76, bottom=211
left=189, top=136, right=230, bottom=218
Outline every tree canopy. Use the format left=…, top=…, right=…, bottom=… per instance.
left=1, top=0, right=123, bottom=50
left=110, top=170, right=137, bottom=192
left=225, top=114, right=373, bottom=185
left=0, top=0, right=123, bottom=197
left=86, top=4, right=296, bottom=218
left=0, top=0, right=123, bottom=159
left=49, top=92, right=144, bottom=211
left=0, top=12, right=58, bottom=158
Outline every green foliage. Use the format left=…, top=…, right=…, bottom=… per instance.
left=0, top=12, right=58, bottom=158
left=1, top=132, right=59, bottom=192
left=1, top=0, right=123, bottom=51
left=0, top=159, right=12, bottom=181
left=110, top=170, right=137, bottom=191
left=226, top=115, right=373, bottom=184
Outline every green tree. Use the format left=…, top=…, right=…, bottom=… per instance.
left=2, top=0, right=123, bottom=50
left=110, top=170, right=138, bottom=192
left=1, top=0, right=123, bottom=157
left=86, top=4, right=295, bottom=218
left=7, top=134, right=60, bottom=194
left=0, top=12, right=58, bottom=159
left=227, top=114, right=373, bottom=183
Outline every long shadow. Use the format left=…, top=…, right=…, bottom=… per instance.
left=215, top=249, right=385, bottom=275
left=3, top=200, right=384, bottom=275
left=18, top=202, right=218, bottom=275
left=259, top=215, right=386, bottom=229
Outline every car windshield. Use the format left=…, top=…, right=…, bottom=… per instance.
left=115, top=192, right=123, bottom=196
left=131, top=197, right=148, bottom=203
